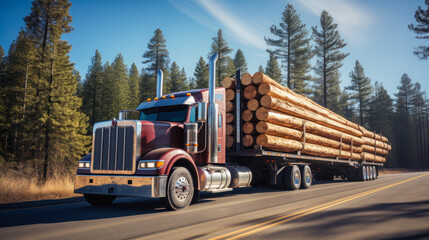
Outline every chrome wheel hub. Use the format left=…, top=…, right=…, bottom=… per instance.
left=174, top=176, right=190, bottom=201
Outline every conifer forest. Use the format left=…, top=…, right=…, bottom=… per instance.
left=0, top=0, right=428, bottom=182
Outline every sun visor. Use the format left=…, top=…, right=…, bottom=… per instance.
left=136, top=96, right=196, bottom=110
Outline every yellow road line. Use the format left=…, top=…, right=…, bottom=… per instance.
left=210, top=173, right=429, bottom=240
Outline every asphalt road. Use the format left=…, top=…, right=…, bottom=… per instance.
left=1, top=172, right=429, bottom=240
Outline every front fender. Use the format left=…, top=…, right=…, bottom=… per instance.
left=139, top=147, right=199, bottom=189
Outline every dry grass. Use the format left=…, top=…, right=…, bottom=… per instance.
left=0, top=166, right=79, bottom=204
left=378, top=168, right=412, bottom=175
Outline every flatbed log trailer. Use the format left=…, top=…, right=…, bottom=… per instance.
left=74, top=54, right=383, bottom=210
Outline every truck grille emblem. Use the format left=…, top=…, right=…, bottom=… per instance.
left=112, top=118, right=117, bottom=127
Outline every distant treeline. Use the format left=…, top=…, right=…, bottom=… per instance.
left=0, top=0, right=428, bottom=182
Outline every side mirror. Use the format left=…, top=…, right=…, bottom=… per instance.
left=197, top=102, right=207, bottom=122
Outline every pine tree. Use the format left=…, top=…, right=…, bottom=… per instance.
left=312, top=10, right=349, bottom=112
left=410, top=82, right=426, bottom=169
left=128, top=63, right=141, bottom=109
left=81, top=50, right=103, bottom=131
left=338, top=90, right=357, bottom=122
left=142, top=28, right=170, bottom=98
left=208, top=29, right=233, bottom=86
left=346, top=60, right=373, bottom=126
left=409, top=0, right=429, bottom=60
left=394, top=74, right=417, bottom=169
left=368, top=82, right=395, bottom=167
left=225, top=56, right=236, bottom=77
left=265, top=52, right=282, bottom=83
left=233, top=49, right=248, bottom=73
left=102, top=54, right=130, bottom=119
left=0, top=31, right=37, bottom=161
left=265, top=4, right=312, bottom=93
left=169, top=62, right=188, bottom=93
left=258, top=65, right=265, bottom=73
left=194, top=56, right=209, bottom=89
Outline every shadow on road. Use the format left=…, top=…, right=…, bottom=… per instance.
left=232, top=199, right=429, bottom=239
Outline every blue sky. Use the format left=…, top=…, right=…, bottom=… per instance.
left=0, top=0, right=428, bottom=97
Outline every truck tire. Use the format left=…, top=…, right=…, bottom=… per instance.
left=276, top=168, right=286, bottom=189
left=162, top=167, right=194, bottom=210
left=366, top=166, right=370, bottom=181
left=84, top=194, right=116, bottom=205
left=357, top=166, right=366, bottom=181
left=284, top=165, right=301, bottom=190
left=372, top=166, right=377, bottom=180
left=374, top=166, right=378, bottom=179
left=370, top=166, right=375, bottom=180
left=299, top=165, right=312, bottom=189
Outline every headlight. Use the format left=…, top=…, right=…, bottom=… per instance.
left=78, top=161, right=90, bottom=169
left=138, top=160, right=164, bottom=170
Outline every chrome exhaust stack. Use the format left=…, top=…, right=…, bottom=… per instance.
left=156, top=69, right=163, bottom=98
left=207, top=54, right=218, bottom=163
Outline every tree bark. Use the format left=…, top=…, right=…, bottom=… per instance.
left=256, top=107, right=364, bottom=146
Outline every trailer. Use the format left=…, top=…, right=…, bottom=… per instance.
left=74, top=54, right=386, bottom=210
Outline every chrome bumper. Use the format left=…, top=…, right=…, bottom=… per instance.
left=74, top=175, right=167, bottom=198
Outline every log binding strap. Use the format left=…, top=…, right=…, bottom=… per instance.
left=338, top=133, right=343, bottom=160
left=373, top=131, right=377, bottom=158
left=348, top=138, right=354, bottom=161
left=297, top=121, right=306, bottom=155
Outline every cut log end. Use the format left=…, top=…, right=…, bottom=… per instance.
left=226, top=101, right=234, bottom=112
left=243, top=122, right=254, bottom=134
left=222, top=77, right=236, bottom=89
left=243, top=135, right=254, bottom=147
left=247, top=99, right=259, bottom=111
left=242, top=109, right=254, bottom=122
left=226, top=89, right=235, bottom=101
left=226, top=113, right=234, bottom=123
left=226, top=136, right=234, bottom=148
left=241, top=73, right=253, bottom=86
left=244, top=85, right=258, bottom=100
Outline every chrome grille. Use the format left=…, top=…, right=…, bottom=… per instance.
left=92, top=125, right=135, bottom=173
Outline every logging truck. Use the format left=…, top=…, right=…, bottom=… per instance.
left=74, top=54, right=391, bottom=210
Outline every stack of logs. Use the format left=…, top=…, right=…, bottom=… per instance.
left=223, top=72, right=391, bottom=163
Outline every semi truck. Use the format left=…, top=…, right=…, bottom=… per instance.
left=74, top=54, right=384, bottom=210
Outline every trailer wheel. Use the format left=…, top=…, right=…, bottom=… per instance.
left=372, top=166, right=377, bottom=180
left=370, top=166, right=375, bottom=180
left=374, top=166, right=378, bottom=179
left=366, top=166, right=371, bottom=181
left=299, top=165, right=312, bottom=189
left=162, top=167, right=194, bottom=211
left=84, top=194, right=116, bottom=205
left=357, top=166, right=366, bottom=181
left=284, top=165, right=301, bottom=190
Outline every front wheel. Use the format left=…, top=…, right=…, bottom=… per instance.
left=162, top=167, right=194, bottom=210
left=84, top=194, right=116, bottom=205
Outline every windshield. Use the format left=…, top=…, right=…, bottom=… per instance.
left=139, top=105, right=189, bottom=122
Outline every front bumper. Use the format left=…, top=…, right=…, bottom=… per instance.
left=74, top=174, right=167, bottom=198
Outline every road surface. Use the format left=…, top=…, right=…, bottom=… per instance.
left=1, top=172, right=429, bottom=240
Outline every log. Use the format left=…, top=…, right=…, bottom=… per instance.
left=254, top=72, right=360, bottom=131
left=226, top=113, right=234, bottom=123
left=241, top=73, right=253, bottom=86
left=260, top=95, right=362, bottom=137
left=256, top=134, right=361, bottom=160
left=226, top=124, right=235, bottom=136
left=256, top=121, right=362, bottom=153
left=243, top=122, right=255, bottom=134
left=226, top=101, right=234, bottom=112
left=226, top=89, right=235, bottom=101
left=243, top=135, right=255, bottom=147
left=361, top=152, right=385, bottom=163
left=361, top=127, right=383, bottom=141
left=242, top=109, right=255, bottom=122
left=222, top=77, right=236, bottom=89
left=362, top=137, right=391, bottom=150
left=244, top=85, right=258, bottom=100
left=362, top=145, right=388, bottom=156
left=247, top=99, right=259, bottom=111
left=256, top=107, right=364, bottom=146
left=226, top=135, right=234, bottom=148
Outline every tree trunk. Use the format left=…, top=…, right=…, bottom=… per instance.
left=241, top=73, right=253, bottom=86
left=255, top=107, right=364, bottom=146
left=247, top=99, right=259, bottom=111
left=260, top=95, right=362, bottom=137
left=244, top=85, right=258, bottom=100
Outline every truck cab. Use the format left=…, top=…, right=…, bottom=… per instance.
left=74, top=54, right=252, bottom=210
